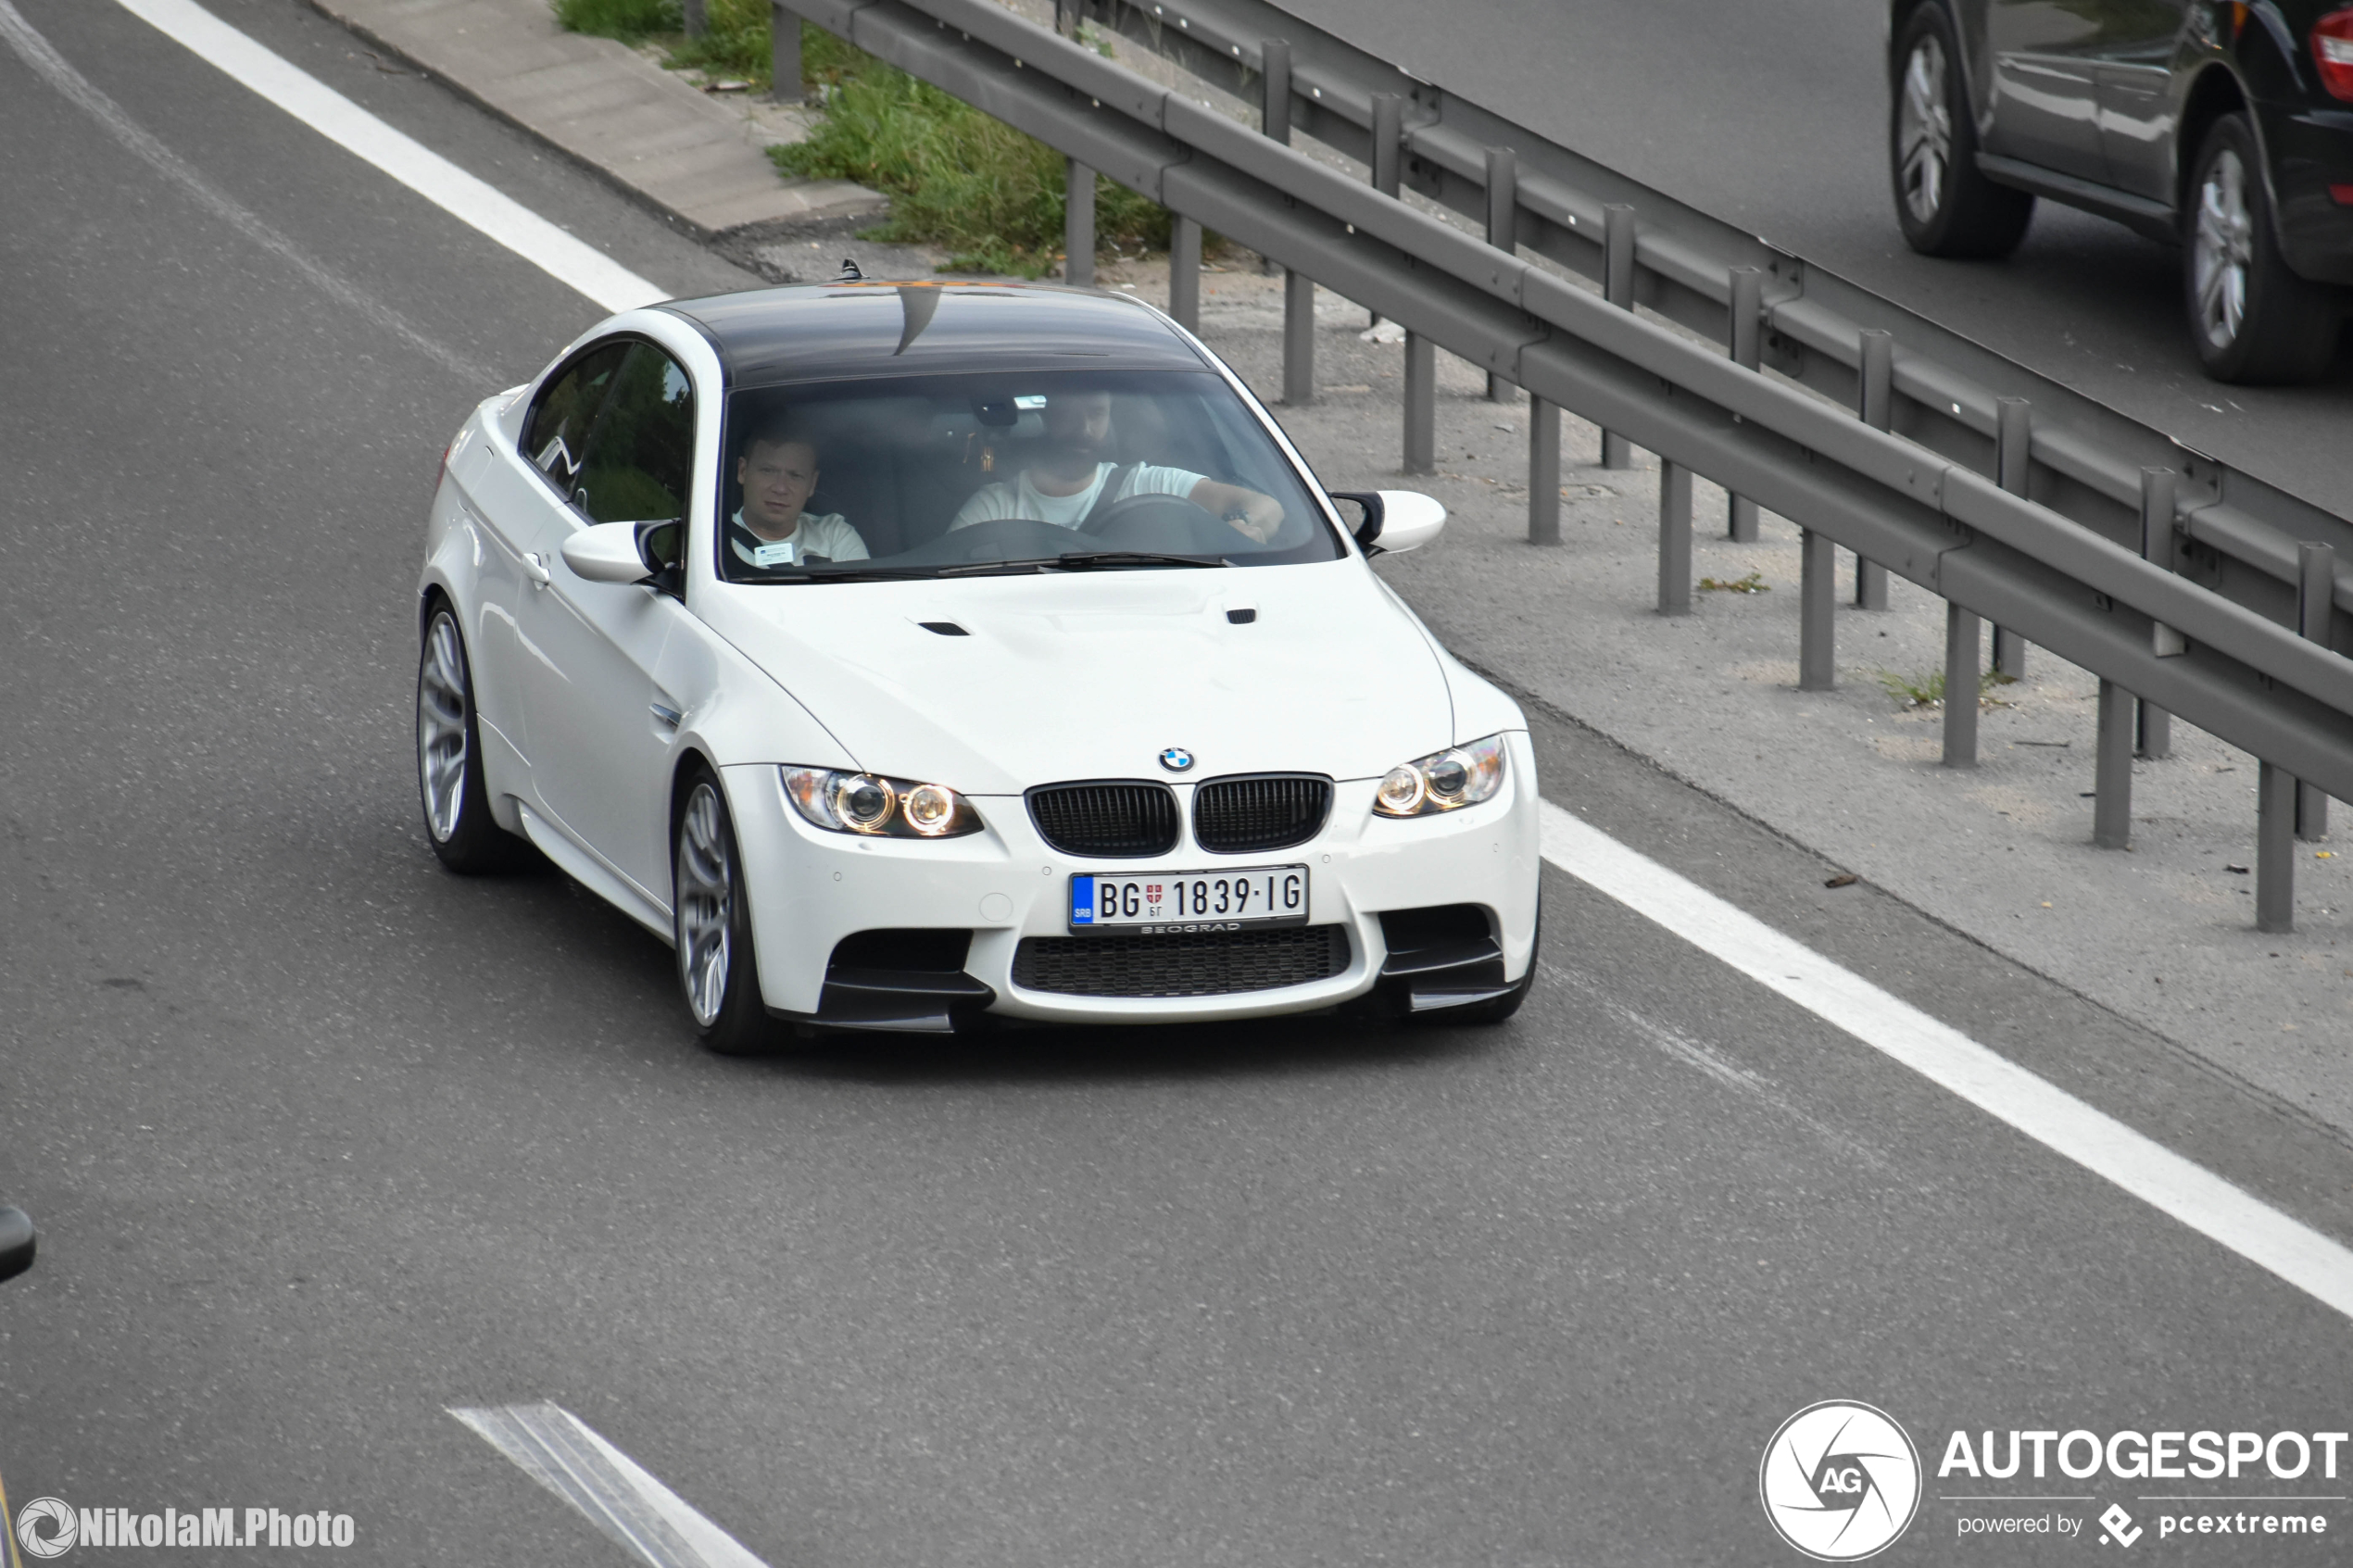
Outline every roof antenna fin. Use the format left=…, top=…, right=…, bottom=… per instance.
left=837, top=257, right=864, bottom=281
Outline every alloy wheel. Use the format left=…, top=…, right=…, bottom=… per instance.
left=675, top=783, right=734, bottom=1027
left=2192, top=148, right=2254, bottom=351
left=1897, top=36, right=1951, bottom=225
left=417, top=612, right=471, bottom=843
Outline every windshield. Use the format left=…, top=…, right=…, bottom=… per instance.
left=717, top=370, right=1341, bottom=581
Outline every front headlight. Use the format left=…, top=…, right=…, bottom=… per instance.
left=1373, top=734, right=1508, bottom=817
left=781, top=767, right=985, bottom=838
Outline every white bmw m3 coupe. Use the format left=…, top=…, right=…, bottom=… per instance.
left=416, top=282, right=1541, bottom=1051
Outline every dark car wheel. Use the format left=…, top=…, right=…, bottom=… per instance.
left=1891, top=5, right=2034, bottom=259
left=673, top=770, right=778, bottom=1055
left=417, top=602, right=526, bottom=874
left=2184, top=115, right=2341, bottom=384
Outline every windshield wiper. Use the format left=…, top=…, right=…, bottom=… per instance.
left=935, top=551, right=1229, bottom=577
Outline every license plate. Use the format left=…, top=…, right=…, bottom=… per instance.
left=1069, top=865, right=1309, bottom=932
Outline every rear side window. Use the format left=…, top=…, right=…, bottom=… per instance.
left=575, top=344, right=696, bottom=524
left=522, top=342, right=628, bottom=493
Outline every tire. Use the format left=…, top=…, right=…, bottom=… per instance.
left=416, top=601, right=526, bottom=874
left=2183, top=115, right=2342, bottom=384
left=672, top=769, right=778, bottom=1056
left=1890, top=5, right=2035, bottom=259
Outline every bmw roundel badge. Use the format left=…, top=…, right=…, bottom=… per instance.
left=1158, top=746, right=1195, bottom=772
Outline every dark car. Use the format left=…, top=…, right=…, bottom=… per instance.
left=1889, top=0, right=2353, bottom=382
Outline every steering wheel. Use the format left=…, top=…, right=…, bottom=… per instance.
left=1080, top=490, right=1245, bottom=546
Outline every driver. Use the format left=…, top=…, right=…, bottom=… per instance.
left=729, top=420, right=869, bottom=569
left=948, top=389, right=1285, bottom=542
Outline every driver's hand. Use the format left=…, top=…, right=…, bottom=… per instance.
left=1230, top=495, right=1284, bottom=544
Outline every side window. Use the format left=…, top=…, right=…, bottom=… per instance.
left=522, top=343, right=628, bottom=491
left=576, top=345, right=696, bottom=524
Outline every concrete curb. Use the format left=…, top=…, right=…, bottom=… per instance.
left=304, top=0, right=881, bottom=240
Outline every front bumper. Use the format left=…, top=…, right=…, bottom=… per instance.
left=720, top=730, right=1542, bottom=1027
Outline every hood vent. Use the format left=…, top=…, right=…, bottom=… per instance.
left=918, top=621, right=968, bottom=635
left=1027, top=781, right=1179, bottom=859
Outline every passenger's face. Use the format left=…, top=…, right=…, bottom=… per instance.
left=1042, top=392, right=1114, bottom=458
left=736, top=439, right=819, bottom=534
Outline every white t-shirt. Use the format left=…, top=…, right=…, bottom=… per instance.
left=729, top=508, right=869, bottom=568
left=950, top=462, right=1204, bottom=532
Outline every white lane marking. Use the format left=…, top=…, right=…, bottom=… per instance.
left=0, top=0, right=492, bottom=386
left=1538, top=799, right=2353, bottom=1322
left=108, top=0, right=667, bottom=314
left=451, top=1403, right=771, bottom=1568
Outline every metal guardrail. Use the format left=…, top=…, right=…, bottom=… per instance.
left=775, top=0, right=2352, bottom=927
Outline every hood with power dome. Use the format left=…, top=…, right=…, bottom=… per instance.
left=697, top=561, right=1457, bottom=795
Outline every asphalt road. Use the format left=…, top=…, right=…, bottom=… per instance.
left=1282, top=0, right=2353, bottom=518
left=4, top=2, right=2353, bottom=1563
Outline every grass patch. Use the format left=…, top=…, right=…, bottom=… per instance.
left=550, top=0, right=837, bottom=87
left=1875, top=668, right=2013, bottom=709
left=1697, top=571, right=1769, bottom=594
left=552, top=0, right=1196, bottom=276
left=772, top=45, right=1172, bottom=275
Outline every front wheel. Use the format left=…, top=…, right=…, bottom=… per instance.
left=1890, top=5, right=2034, bottom=259
left=416, top=603, right=525, bottom=873
left=673, top=771, right=778, bottom=1055
left=2183, top=115, right=2341, bottom=384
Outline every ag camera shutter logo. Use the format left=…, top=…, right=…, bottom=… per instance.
left=1759, top=1400, right=1922, bottom=1561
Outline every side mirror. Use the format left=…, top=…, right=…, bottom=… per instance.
left=560, top=520, right=681, bottom=588
left=0, top=1207, right=33, bottom=1284
left=1329, top=490, right=1447, bottom=556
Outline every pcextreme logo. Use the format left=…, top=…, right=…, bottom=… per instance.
left=1760, top=1400, right=1924, bottom=1561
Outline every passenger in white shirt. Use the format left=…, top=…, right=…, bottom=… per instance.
left=728, top=424, right=869, bottom=569
left=950, top=389, right=1286, bottom=542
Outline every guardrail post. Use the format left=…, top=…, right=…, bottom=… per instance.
left=2138, top=467, right=2177, bottom=759
left=1259, top=40, right=1290, bottom=280
left=684, top=0, right=706, bottom=38
left=2259, top=760, right=2296, bottom=932
left=1063, top=158, right=1095, bottom=288
left=2298, top=541, right=2335, bottom=841
left=1944, top=604, right=1980, bottom=768
left=1284, top=270, right=1315, bottom=405
left=1994, top=397, right=2032, bottom=681
left=1658, top=460, right=1692, bottom=615
left=1529, top=399, right=1560, bottom=546
left=1261, top=39, right=1291, bottom=144
left=1054, top=0, right=1075, bottom=35
left=1485, top=147, right=1516, bottom=403
left=1601, top=205, right=1636, bottom=469
left=1403, top=331, right=1435, bottom=475
left=2095, top=681, right=2133, bottom=848
left=1368, top=93, right=1402, bottom=329
left=1168, top=215, right=1201, bottom=333
left=1260, top=41, right=1312, bottom=399
left=1799, top=528, right=1834, bottom=689
left=1854, top=329, right=1892, bottom=609
left=770, top=1, right=800, bottom=103
left=1727, top=266, right=1762, bottom=540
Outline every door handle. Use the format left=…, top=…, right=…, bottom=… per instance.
left=522, top=552, right=552, bottom=587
